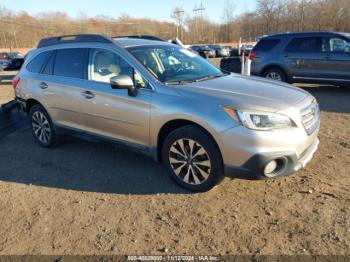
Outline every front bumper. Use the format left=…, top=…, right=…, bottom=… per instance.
left=224, top=138, right=319, bottom=179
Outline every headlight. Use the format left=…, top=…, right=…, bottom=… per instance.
left=222, top=107, right=293, bottom=130
left=237, top=111, right=293, bottom=130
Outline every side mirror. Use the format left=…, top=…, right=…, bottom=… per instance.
left=110, top=75, right=138, bottom=97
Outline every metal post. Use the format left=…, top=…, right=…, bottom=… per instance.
left=241, top=53, right=245, bottom=75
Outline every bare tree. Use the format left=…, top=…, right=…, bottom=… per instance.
left=1, top=0, right=350, bottom=48
left=222, top=0, right=236, bottom=42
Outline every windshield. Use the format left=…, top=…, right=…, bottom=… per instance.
left=128, top=45, right=224, bottom=84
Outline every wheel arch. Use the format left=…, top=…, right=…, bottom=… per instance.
left=156, top=119, right=223, bottom=163
left=26, top=98, right=43, bottom=113
left=261, top=64, right=289, bottom=79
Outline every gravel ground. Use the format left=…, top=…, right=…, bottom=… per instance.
left=0, top=69, right=349, bottom=257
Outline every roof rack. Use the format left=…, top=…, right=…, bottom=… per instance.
left=112, top=35, right=165, bottom=42
left=37, top=34, right=114, bottom=48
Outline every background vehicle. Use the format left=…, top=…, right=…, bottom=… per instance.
left=229, top=47, right=239, bottom=57
left=250, top=32, right=350, bottom=86
left=190, top=45, right=216, bottom=58
left=208, top=45, right=230, bottom=57
left=15, top=34, right=319, bottom=192
left=220, top=56, right=241, bottom=73
left=0, top=52, right=24, bottom=71
left=240, top=44, right=254, bottom=56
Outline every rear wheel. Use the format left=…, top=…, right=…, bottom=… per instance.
left=263, top=67, right=286, bottom=82
left=162, top=125, right=224, bottom=192
left=29, top=104, right=58, bottom=147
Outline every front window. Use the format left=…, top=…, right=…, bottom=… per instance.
left=89, top=49, right=146, bottom=88
left=324, top=37, right=350, bottom=53
left=127, top=46, right=224, bottom=84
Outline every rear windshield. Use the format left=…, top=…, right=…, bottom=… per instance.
left=254, top=39, right=280, bottom=51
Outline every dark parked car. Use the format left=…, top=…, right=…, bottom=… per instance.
left=208, top=45, right=230, bottom=57
left=0, top=52, right=24, bottom=71
left=229, top=47, right=239, bottom=57
left=250, top=32, right=350, bottom=86
left=190, top=45, right=216, bottom=58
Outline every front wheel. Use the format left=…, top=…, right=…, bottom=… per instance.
left=162, top=125, right=224, bottom=192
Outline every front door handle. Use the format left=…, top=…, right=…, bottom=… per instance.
left=82, top=90, right=95, bottom=99
left=39, top=82, right=48, bottom=89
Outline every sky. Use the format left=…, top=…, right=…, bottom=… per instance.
left=1, top=0, right=257, bottom=23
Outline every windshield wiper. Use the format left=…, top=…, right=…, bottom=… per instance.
left=166, top=74, right=228, bottom=85
left=193, top=74, right=227, bottom=82
left=165, top=79, right=198, bottom=85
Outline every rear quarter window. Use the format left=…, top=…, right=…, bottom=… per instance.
left=26, top=51, right=52, bottom=73
left=253, top=39, right=281, bottom=51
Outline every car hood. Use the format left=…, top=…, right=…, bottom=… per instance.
left=175, top=74, right=311, bottom=112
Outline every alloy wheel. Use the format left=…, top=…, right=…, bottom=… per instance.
left=32, top=111, right=51, bottom=144
left=168, top=138, right=211, bottom=185
left=266, top=72, right=282, bottom=81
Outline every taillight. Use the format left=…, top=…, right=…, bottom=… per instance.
left=249, top=52, right=256, bottom=60
left=12, top=76, right=20, bottom=90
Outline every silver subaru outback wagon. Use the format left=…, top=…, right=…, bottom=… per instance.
left=14, top=34, right=320, bottom=192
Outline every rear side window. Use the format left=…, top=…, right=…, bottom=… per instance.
left=285, top=37, right=322, bottom=52
left=26, top=51, right=52, bottom=73
left=254, top=39, right=280, bottom=51
left=42, top=52, right=55, bottom=75
left=54, top=48, right=88, bottom=79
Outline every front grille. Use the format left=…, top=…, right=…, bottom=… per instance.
left=300, top=101, right=320, bottom=135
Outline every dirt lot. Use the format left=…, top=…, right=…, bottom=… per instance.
left=0, top=69, right=349, bottom=257
left=0, top=71, right=16, bottom=105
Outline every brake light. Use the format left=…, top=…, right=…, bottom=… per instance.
left=249, top=52, right=256, bottom=60
left=12, top=76, right=20, bottom=90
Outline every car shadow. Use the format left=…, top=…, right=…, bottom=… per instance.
left=0, top=127, right=190, bottom=195
left=296, top=84, right=350, bottom=114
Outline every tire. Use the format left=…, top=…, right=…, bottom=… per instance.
left=263, top=67, right=286, bottom=82
left=220, top=57, right=241, bottom=73
left=29, top=104, right=58, bottom=147
left=162, top=125, right=224, bottom=192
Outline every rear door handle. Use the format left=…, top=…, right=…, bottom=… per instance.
left=82, top=90, right=95, bottom=99
left=39, top=82, right=48, bottom=89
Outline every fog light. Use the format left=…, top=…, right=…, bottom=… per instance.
left=264, top=158, right=286, bottom=178
left=264, top=160, right=278, bottom=176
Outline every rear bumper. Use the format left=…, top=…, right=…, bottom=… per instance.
left=224, top=138, right=319, bottom=179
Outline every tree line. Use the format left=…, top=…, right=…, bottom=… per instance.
left=0, top=0, right=349, bottom=49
